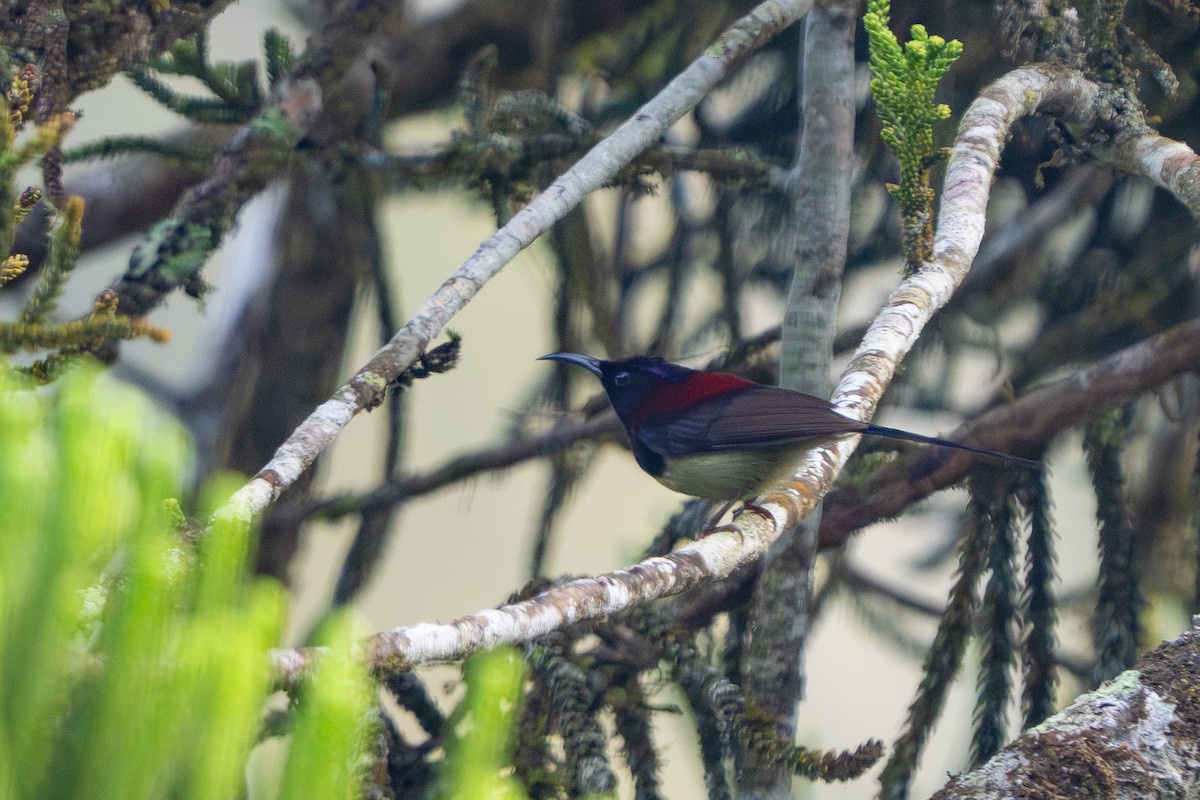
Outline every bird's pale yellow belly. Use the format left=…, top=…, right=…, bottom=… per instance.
left=654, top=448, right=806, bottom=499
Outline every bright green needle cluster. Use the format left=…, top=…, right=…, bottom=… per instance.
left=864, top=0, right=962, bottom=271
left=276, top=614, right=375, bottom=800
left=437, top=647, right=531, bottom=800
left=0, top=366, right=373, bottom=800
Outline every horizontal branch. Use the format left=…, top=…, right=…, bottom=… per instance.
left=819, top=314, right=1200, bottom=547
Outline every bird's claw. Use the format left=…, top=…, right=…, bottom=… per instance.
left=739, top=501, right=774, bottom=520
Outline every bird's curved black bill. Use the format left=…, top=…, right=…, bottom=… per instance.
left=538, top=352, right=604, bottom=376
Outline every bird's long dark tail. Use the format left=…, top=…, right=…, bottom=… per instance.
left=862, top=423, right=1041, bottom=469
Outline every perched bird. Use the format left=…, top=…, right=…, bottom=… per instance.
left=540, top=353, right=1039, bottom=500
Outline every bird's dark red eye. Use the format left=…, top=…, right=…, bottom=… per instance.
left=614, top=371, right=631, bottom=386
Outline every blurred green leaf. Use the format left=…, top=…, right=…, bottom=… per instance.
left=0, top=365, right=371, bottom=800
left=437, top=646, right=530, bottom=800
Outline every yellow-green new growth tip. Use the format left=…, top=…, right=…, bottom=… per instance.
left=864, top=0, right=962, bottom=272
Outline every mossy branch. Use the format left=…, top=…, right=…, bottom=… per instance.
left=1084, top=407, right=1143, bottom=685
left=127, top=69, right=256, bottom=125
left=63, top=136, right=216, bottom=166
left=130, top=31, right=266, bottom=124
left=1019, top=469, right=1059, bottom=728
left=878, top=487, right=993, bottom=800
left=972, top=473, right=1020, bottom=767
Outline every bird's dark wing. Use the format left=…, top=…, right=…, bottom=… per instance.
left=637, top=386, right=868, bottom=456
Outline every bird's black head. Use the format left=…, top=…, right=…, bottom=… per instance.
left=538, top=353, right=695, bottom=420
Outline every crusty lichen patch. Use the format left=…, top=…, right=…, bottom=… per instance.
left=932, top=629, right=1200, bottom=798
left=1135, top=627, right=1200, bottom=773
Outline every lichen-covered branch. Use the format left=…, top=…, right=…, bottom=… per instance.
left=931, top=618, right=1200, bottom=799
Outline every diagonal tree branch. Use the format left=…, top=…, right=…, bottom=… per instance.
left=267, top=63, right=1187, bottom=684
left=218, top=0, right=815, bottom=524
